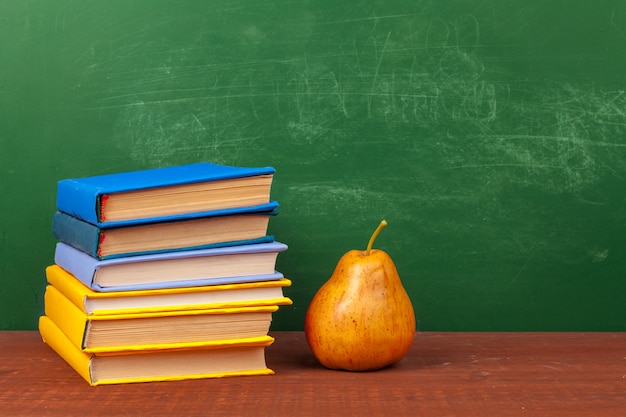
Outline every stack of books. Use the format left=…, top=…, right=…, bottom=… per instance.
left=39, top=162, right=292, bottom=386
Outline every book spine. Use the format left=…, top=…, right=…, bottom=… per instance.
left=39, top=316, right=94, bottom=386
left=44, top=286, right=89, bottom=350
left=45, top=265, right=89, bottom=313
left=52, top=212, right=101, bottom=258
left=56, top=179, right=100, bottom=225
left=54, top=243, right=98, bottom=289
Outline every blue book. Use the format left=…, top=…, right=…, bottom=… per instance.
left=56, top=162, right=276, bottom=227
left=54, top=241, right=288, bottom=292
left=52, top=209, right=277, bottom=260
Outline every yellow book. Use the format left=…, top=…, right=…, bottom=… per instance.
left=39, top=316, right=275, bottom=386
left=44, top=285, right=280, bottom=353
left=46, top=265, right=292, bottom=315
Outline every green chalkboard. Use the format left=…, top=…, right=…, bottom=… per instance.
left=1, top=1, right=626, bottom=331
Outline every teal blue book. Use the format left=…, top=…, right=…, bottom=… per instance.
left=54, top=241, right=288, bottom=292
left=56, top=163, right=276, bottom=227
left=52, top=210, right=277, bottom=260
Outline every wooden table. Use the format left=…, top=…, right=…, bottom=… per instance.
left=0, top=331, right=624, bottom=416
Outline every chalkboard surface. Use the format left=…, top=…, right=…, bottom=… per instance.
left=2, top=1, right=626, bottom=330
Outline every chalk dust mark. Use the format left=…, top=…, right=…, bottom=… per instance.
left=425, top=17, right=451, bottom=58
left=477, top=134, right=626, bottom=148
left=323, top=14, right=425, bottom=25
left=70, top=5, right=626, bottom=201
left=191, top=114, right=207, bottom=131
left=506, top=252, right=534, bottom=291
left=370, top=31, right=392, bottom=97
left=285, top=182, right=478, bottom=221
left=444, top=83, right=626, bottom=194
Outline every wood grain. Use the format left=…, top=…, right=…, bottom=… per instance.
left=0, top=331, right=624, bottom=416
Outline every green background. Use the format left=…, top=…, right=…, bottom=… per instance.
left=2, top=1, right=625, bottom=331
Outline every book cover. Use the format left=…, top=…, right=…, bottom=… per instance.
left=56, top=162, right=276, bottom=227
left=46, top=265, right=292, bottom=315
left=52, top=209, right=277, bottom=259
left=54, top=241, right=288, bottom=292
left=39, top=316, right=275, bottom=386
left=44, top=284, right=280, bottom=352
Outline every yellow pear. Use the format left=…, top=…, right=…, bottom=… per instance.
left=304, top=220, right=416, bottom=371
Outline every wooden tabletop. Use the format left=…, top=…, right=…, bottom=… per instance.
left=0, top=331, right=624, bottom=416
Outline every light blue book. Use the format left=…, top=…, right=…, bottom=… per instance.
left=54, top=241, right=288, bottom=292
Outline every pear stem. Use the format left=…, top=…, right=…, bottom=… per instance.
left=366, top=220, right=388, bottom=255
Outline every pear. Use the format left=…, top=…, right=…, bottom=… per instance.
left=304, top=220, right=416, bottom=371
